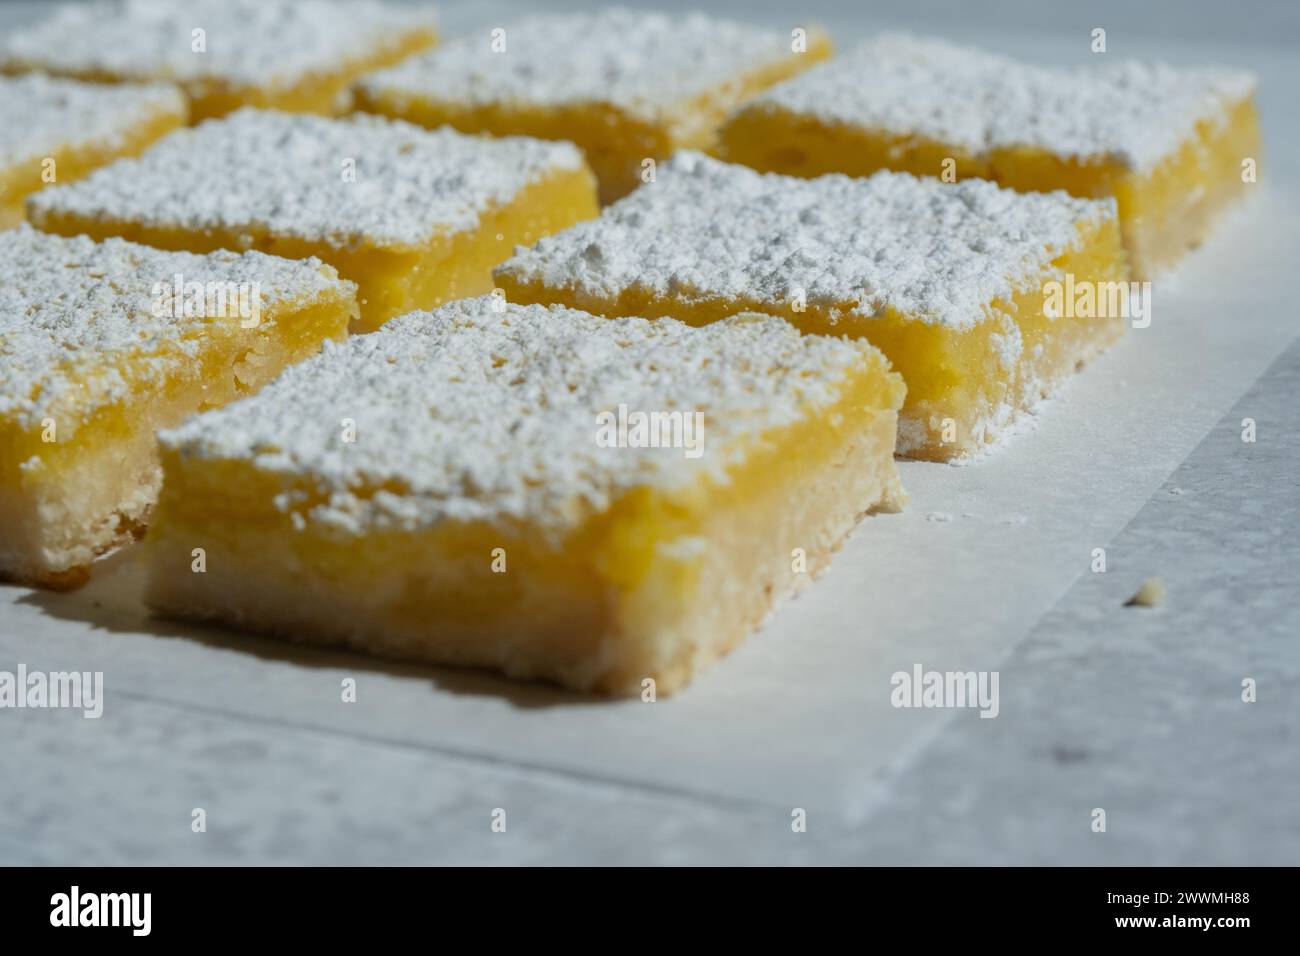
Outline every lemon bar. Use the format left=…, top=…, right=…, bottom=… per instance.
left=144, top=296, right=905, bottom=695
left=495, top=153, right=1126, bottom=462
left=0, top=0, right=437, bottom=122
left=0, top=226, right=357, bottom=589
left=0, top=74, right=186, bottom=230
left=353, top=9, right=830, bottom=204
left=717, top=34, right=1259, bottom=278
left=27, top=109, right=598, bottom=333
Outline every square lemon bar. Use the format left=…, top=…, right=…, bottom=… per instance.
left=353, top=9, right=830, bottom=203
left=0, top=0, right=437, bottom=122
left=145, top=296, right=905, bottom=695
left=0, top=74, right=186, bottom=230
left=27, top=109, right=598, bottom=333
left=717, top=34, right=1260, bottom=278
left=495, top=153, right=1126, bottom=461
left=0, top=226, right=357, bottom=589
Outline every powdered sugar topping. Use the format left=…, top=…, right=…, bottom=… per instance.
left=0, top=226, right=352, bottom=428
left=0, top=0, right=436, bottom=89
left=358, top=9, right=800, bottom=124
left=27, top=109, right=584, bottom=249
left=497, top=152, right=1115, bottom=329
left=160, top=296, right=887, bottom=533
left=0, top=73, right=184, bottom=170
left=749, top=33, right=1257, bottom=171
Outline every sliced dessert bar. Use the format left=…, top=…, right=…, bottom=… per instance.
left=353, top=9, right=830, bottom=203
left=0, top=226, right=357, bottom=589
left=495, top=153, right=1126, bottom=461
left=27, top=109, right=598, bottom=332
left=0, top=74, right=186, bottom=230
left=0, top=0, right=437, bottom=121
left=145, top=297, right=905, bottom=695
left=717, top=34, right=1259, bottom=277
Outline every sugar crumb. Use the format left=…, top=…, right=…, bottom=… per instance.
left=1125, top=576, right=1166, bottom=608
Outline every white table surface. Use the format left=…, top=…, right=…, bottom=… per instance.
left=1, top=0, right=1297, bottom=864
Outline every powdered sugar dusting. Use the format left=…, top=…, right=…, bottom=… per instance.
left=160, top=296, right=889, bottom=534
left=496, top=152, right=1114, bottom=329
left=0, top=225, right=353, bottom=429
left=27, top=109, right=584, bottom=250
left=358, top=9, right=798, bottom=123
left=0, top=0, right=436, bottom=89
left=750, top=33, right=1257, bottom=172
left=0, top=74, right=183, bottom=171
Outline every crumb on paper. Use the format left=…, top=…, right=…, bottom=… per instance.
left=1125, top=576, right=1166, bottom=608
left=926, top=511, right=954, bottom=523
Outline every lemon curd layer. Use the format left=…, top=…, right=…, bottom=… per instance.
left=0, top=75, right=186, bottom=230
left=354, top=10, right=830, bottom=203
left=0, top=0, right=437, bottom=122
left=0, top=227, right=357, bottom=589
left=717, top=33, right=1259, bottom=278
left=26, top=109, right=597, bottom=333
left=146, top=298, right=905, bottom=696
left=496, top=153, right=1125, bottom=461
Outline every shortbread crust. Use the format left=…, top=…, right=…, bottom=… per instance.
left=354, top=9, right=830, bottom=202
left=27, top=109, right=597, bottom=332
left=145, top=297, right=905, bottom=694
left=0, top=74, right=186, bottom=230
left=496, top=152, right=1126, bottom=461
left=0, top=0, right=437, bottom=121
left=0, top=226, right=357, bottom=588
left=717, top=33, right=1260, bottom=277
